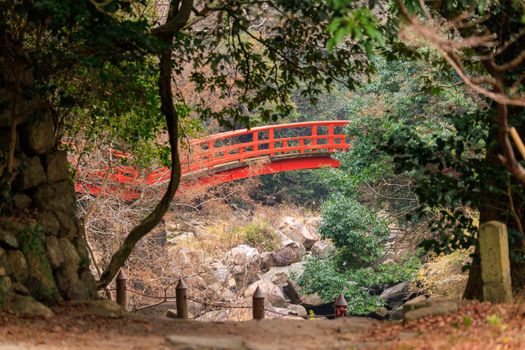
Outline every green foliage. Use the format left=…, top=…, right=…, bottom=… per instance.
left=463, top=315, right=473, bottom=327
left=319, top=194, right=388, bottom=267
left=296, top=255, right=420, bottom=315
left=234, top=220, right=280, bottom=252
left=349, top=257, right=420, bottom=289
left=486, top=314, right=502, bottom=327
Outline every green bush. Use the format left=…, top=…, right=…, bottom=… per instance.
left=295, top=255, right=420, bottom=315
left=234, top=220, right=280, bottom=252
left=319, top=195, right=388, bottom=267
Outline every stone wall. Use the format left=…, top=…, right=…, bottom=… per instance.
left=0, top=54, right=96, bottom=308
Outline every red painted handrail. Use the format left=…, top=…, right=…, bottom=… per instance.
left=75, top=120, right=350, bottom=198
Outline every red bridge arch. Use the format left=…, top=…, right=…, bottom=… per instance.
left=75, top=120, right=350, bottom=200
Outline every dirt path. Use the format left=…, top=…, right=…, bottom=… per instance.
left=1, top=301, right=524, bottom=349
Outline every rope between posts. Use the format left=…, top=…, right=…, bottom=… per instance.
left=263, top=308, right=335, bottom=320
left=112, top=279, right=346, bottom=320
left=186, top=296, right=252, bottom=310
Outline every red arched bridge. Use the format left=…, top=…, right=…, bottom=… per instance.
left=75, top=120, right=350, bottom=200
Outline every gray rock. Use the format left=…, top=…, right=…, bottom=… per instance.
left=259, top=252, right=275, bottom=271
left=225, top=244, right=260, bottom=265
left=244, top=279, right=287, bottom=308
left=17, top=156, right=46, bottom=190
left=261, top=263, right=305, bottom=287
left=0, top=229, right=19, bottom=249
left=205, top=282, right=236, bottom=302
left=271, top=245, right=302, bottom=266
left=55, top=211, right=78, bottom=239
left=389, top=306, right=404, bottom=321
left=45, top=236, right=64, bottom=269
left=79, top=270, right=97, bottom=300
left=7, top=250, right=28, bottom=282
left=45, top=150, right=68, bottom=182
left=21, top=114, right=55, bottom=155
left=77, top=300, right=126, bottom=318
left=13, top=194, right=32, bottom=210
left=266, top=305, right=304, bottom=320
left=300, top=293, right=324, bottom=306
left=8, top=295, right=54, bottom=318
left=0, top=274, right=13, bottom=299
left=24, top=248, right=59, bottom=303
left=58, top=237, right=80, bottom=267
left=404, top=301, right=459, bottom=321
left=282, top=282, right=302, bottom=303
left=402, top=295, right=428, bottom=310
left=380, top=282, right=409, bottom=306
left=209, top=260, right=231, bottom=283
left=12, top=282, right=30, bottom=295
left=224, top=245, right=260, bottom=282
left=55, top=239, right=85, bottom=300
left=372, top=306, right=389, bottom=319
left=36, top=211, right=60, bottom=236
left=166, top=309, right=178, bottom=319
left=278, top=216, right=320, bottom=250
left=287, top=304, right=307, bottom=318
left=0, top=247, right=6, bottom=266
left=33, top=181, right=76, bottom=214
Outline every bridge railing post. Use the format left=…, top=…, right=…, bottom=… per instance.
left=311, top=125, right=317, bottom=150
left=207, top=141, right=214, bottom=168
left=269, top=129, right=274, bottom=156
left=328, top=124, right=334, bottom=152
left=239, top=146, right=244, bottom=162
left=253, top=131, right=258, bottom=152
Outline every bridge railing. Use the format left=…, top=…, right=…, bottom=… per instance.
left=76, top=120, right=350, bottom=190
left=180, top=120, right=350, bottom=174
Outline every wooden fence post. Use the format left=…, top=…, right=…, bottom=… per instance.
left=252, top=286, right=265, bottom=320
left=176, top=278, right=189, bottom=319
left=116, top=269, right=127, bottom=310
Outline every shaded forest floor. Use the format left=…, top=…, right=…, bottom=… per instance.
left=0, top=301, right=524, bottom=349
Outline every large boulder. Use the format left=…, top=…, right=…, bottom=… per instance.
left=224, top=245, right=260, bottom=287
left=0, top=229, right=18, bottom=249
left=300, top=293, right=324, bottom=306
left=205, top=282, right=236, bottom=302
left=224, top=244, right=260, bottom=274
left=287, top=304, right=307, bottom=318
left=7, top=295, right=54, bottom=318
left=403, top=300, right=459, bottom=321
left=380, top=282, right=409, bottom=308
left=21, top=114, right=55, bottom=155
left=261, top=262, right=305, bottom=286
left=278, top=216, right=319, bottom=250
left=271, top=245, right=302, bottom=266
left=244, top=279, right=287, bottom=308
left=6, top=250, right=28, bottom=283
left=17, top=156, right=46, bottom=190
left=207, top=260, right=231, bottom=284
left=45, top=150, right=69, bottom=183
